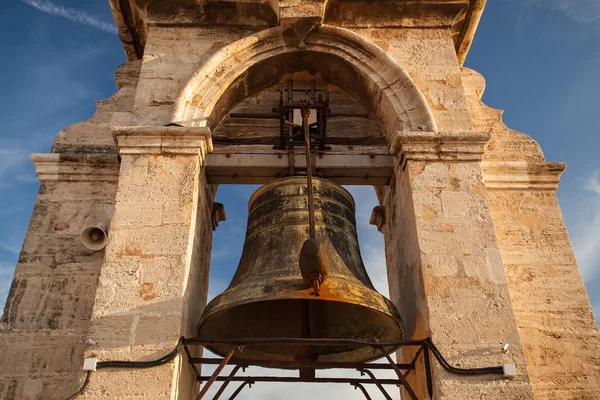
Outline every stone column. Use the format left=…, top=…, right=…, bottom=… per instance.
left=377, top=131, right=534, bottom=399
left=0, top=153, right=119, bottom=400
left=482, top=162, right=600, bottom=398
left=81, top=127, right=215, bottom=400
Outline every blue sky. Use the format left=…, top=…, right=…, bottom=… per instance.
left=0, top=1, right=598, bottom=397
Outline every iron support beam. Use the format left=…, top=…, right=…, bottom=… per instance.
left=352, top=382, right=373, bottom=400
left=195, top=347, right=239, bottom=400
left=358, top=369, right=393, bottom=400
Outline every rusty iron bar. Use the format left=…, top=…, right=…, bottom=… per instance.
left=197, top=376, right=403, bottom=385
left=404, top=345, right=425, bottom=378
left=182, top=342, right=202, bottom=382
left=195, top=347, right=240, bottom=400
left=380, top=350, right=418, bottom=400
left=358, top=369, right=393, bottom=400
left=296, top=299, right=316, bottom=378
left=183, top=337, right=506, bottom=376
left=352, top=382, right=373, bottom=400
left=288, top=146, right=294, bottom=176
left=212, top=365, right=241, bottom=400
left=184, top=337, right=424, bottom=347
left=424, top=343, right=434, bottom=398
left=229, top=380, right=253, bottom=400
left=188, top=357, right=413, bottom=371
left=301, top=102, right=316, bottom=241
left=287, top=80, right=293, bottom=149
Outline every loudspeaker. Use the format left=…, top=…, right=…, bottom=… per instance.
left=81, top=223, right=108, bottom=251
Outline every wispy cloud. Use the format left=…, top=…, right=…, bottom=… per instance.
left=572, top=171, right=600, bottom=282
left=585, top=171, right=600, bottom=193
left=0, top=242, right=23, bottom=257
left=542, top=0, right=600, bottom=23
left=20, top=0, right=118, bottom=34
left=508, top=0, right=600, bottom=23
left=0, top=146, right=31, bottom=188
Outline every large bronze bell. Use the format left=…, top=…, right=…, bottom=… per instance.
left=197, top=177, right=404, bottom=362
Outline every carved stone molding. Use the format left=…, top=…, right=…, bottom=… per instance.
left=390, top=131, right=491, bottom=161
left=30, top=153, right=120, bottom=182
left=481, top=161, right=566, bottom=191
left=112, top=126, right=213, bottom=157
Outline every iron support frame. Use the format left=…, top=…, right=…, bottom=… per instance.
left=180, top=337, right=506, bottom=400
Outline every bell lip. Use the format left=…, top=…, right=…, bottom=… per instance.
left=196, top=285, right=406, bottom=352
left=198, top=277, right=405, bottom=337
left=196, top=295, right=405, bottom=363
left=197, top=295, right=405, bottom=336
left=248, top=176, right=356, bottom=212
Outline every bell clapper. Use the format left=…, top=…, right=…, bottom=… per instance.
left=299, top=239, right=329, bottom=296
left=299, top=103, right=329, bottom=298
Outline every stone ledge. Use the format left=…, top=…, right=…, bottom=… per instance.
left=30, top=153, right=120, bottom=182
left=481, top=161, right=566, bottom=191
left=112, top=126, right=213, bottom=156
left=391, top=131, right=491, bottom=161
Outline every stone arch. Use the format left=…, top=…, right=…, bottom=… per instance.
left=172, top=24, right=437, bottom=143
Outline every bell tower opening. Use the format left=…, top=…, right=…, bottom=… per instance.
left=194, top=73, right=419, bottom=397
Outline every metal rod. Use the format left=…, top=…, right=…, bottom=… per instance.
left=183, top=337, right=505, bottom=376
left=195, top=347, right=238, bottom=400
left=288, top=146, right=294, bottom=176
left=352, top=382, right=373, bottom=400
left=212, top=365, right=241, bottom=400
left=296, top=299, right=316, bottom=379
left=189, top=357, right=413, bottom=371
left=229, top=381, right=252, bottom=400
left=381, top=351, right=418, bottom=400
left=198, top=376, right=404, bottom=385
left=183, top=342, right=201, bottom=381
left=287, top=80, right=293, bottom=147
left=424, top=344, right=434, bottom=398
left=410, top=346, right=424, bottom=367
left=302, top=106, right=316, bottom=240
left=359, top=369, right=393, bottom=400
left=404, top=345, right=424, bottom=379
left=184, top=337, right=424, bottom=347
left=423, top=338, right=504, bottom=375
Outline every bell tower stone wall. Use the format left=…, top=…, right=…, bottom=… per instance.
left=0, top=1, right=598, bottom=399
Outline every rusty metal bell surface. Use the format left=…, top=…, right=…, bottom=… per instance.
left=197, top=177, right=405, bottom=362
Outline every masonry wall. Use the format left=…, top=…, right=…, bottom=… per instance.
left=352, top=27, right=472, bottom=134
left=378, top=158, right=535, bottom=399
left=80, top=144, right=216, bottom=399
left=460, top=69, right=600, bottom=398
left=488, top=190, right=600, bottom=398
left=0, top=169, right=118, bottom=399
